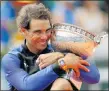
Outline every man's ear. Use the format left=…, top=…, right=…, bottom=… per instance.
left=52, top=30, right=56, bottom=35
left=20, top=27, right=27, bottom=36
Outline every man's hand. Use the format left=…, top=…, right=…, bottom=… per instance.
left=36, top=52, right=64, bottom=69
left=58, top=53, right=90, bottom=77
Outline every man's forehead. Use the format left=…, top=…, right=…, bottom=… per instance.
left=30, top=19, right=51, bottom=29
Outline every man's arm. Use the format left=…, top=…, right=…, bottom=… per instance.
left=52, top=41, right=96, bottom=56
left=37, top=52, right=100, bottom=84
left=2, top=54, right=66, bottom=90
left=51, top=41, right=100, bottom=84
left=80, top=56, right=100, bottom=84
left=59, top=53, right=100, bottom=84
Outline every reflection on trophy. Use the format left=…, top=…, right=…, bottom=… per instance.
left=50, top=23, right=108, bottom=90
left=51, top=23, right=97, bottom=56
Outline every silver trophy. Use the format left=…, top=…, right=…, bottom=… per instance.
left=51, top=23, right=107, bottom=53
left=50, top=23, right=108, bottom=89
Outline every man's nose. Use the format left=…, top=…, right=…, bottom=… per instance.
left=40, top=33, right=48, bottom=40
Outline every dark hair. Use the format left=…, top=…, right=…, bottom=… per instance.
left=16, top=3, right=51, bottom=31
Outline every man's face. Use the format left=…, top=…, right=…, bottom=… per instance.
left=24, top=19, right=52, bottom=51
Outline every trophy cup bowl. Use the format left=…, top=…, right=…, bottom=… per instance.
left=50, top=23, right=97, bottom=89
left=51, top=23, right=95, bottom=43
left=51, top=23, right=96, bottom=56
left=50, top=23, right=108, bottom=90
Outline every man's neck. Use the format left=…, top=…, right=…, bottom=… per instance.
left=26, top=42, right=42, bottom=54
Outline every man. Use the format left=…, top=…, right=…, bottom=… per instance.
left=2, top=3, right=99, bottom=91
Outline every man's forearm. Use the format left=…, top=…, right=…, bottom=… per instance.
left=52, top=41, right=95, bottom=56
left=5, top=65, right=64, bottom=90
left=57, top=54, right=100, bottom=84
left=2, top=54, right=66, bottom=90
left=52, top=41, right=83, bottom=56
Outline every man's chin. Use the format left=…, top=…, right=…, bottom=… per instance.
left=39, top=44, right=47, bottom=50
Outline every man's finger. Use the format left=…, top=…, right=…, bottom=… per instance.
left=39, top=62, right=43, bottom=66
left=78, top=64, right=90, bottom=72
left=80, top=60, right=90, bottom=66
left=39, top=63, right=44, bottom=69
left=39, top=62, right=49, bottom=69
left=39, top=58, right=46, bottom=64
left=39, top=54, right=50, bottom=59
left=36, top=58, right=40, bottom=65
left=74, top=68, right=80, bottom=77
left=36, top=61, right=40, bottom=65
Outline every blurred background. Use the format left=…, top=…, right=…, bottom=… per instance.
left=1, top=0, right=108, bottom=90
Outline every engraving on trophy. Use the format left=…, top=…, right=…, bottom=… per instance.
left=69, top=26, right=73, bottom=30
left=76, top=28, right=81, bottom=34
left=52, top=23, right=99, bottom=43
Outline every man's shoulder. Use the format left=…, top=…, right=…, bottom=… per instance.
left=2, top=44, right=23, bottom=62
left=1, top=45, right=23, bottom=67
left=1, top=52, right=21, bottom=72
left=8, top=44, right=24, bottom=56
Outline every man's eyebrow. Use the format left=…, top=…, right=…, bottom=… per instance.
left=32, top=27, right=52, bottom=32
left=33, top=30, right=41, bottom=32
left=33, top=27, right=52, bottom=32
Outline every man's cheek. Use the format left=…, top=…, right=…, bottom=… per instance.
left=31, top=34, right=52, bottom=43
left=47, top=34, right=52, bottom=40
left=31, top=36, right=40, bottom=43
